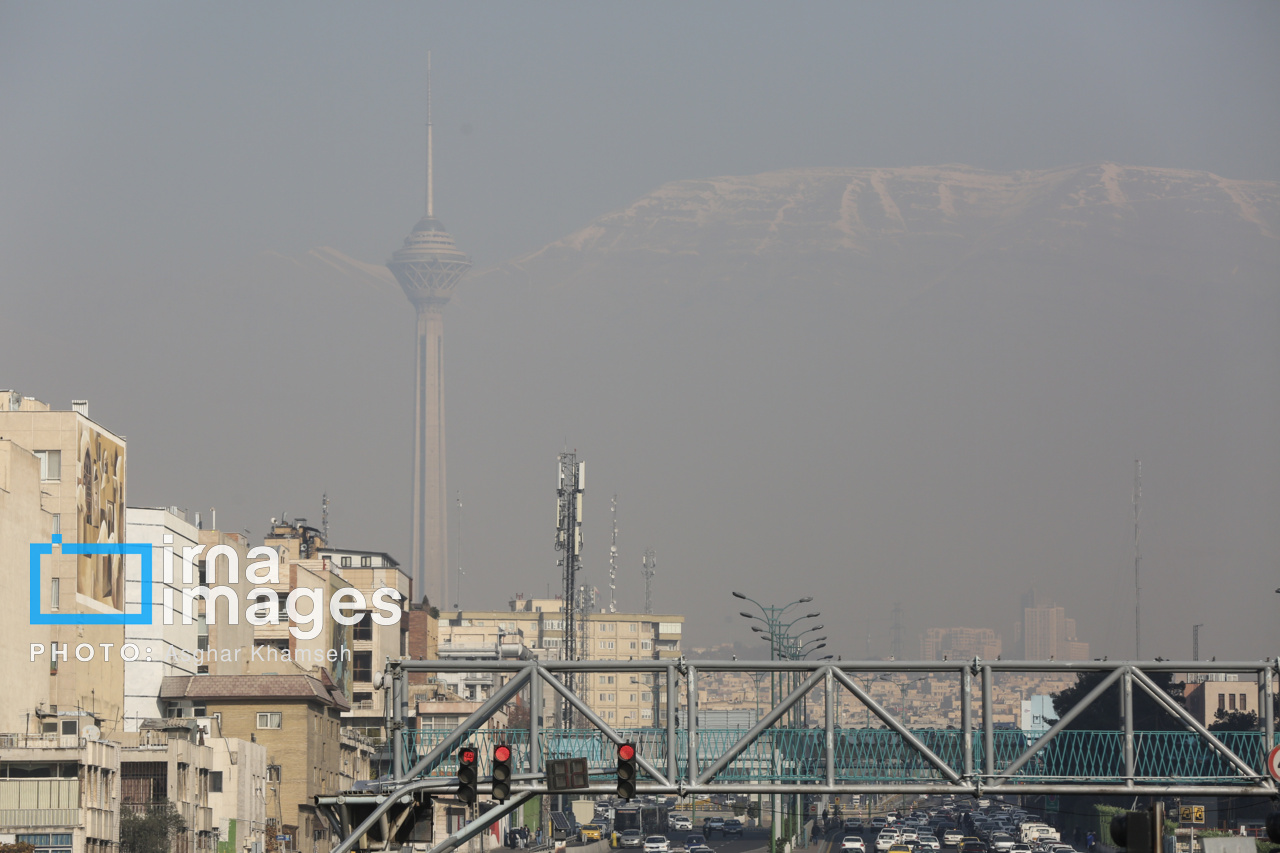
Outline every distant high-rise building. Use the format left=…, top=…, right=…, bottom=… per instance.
left=1016, top=590, right=1089, bottom=660
left=920, top=626, right=1003, bottom=661
left=387, top=57, right=471, bottom=607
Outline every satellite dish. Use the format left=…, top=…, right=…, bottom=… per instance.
left=82, top=725, right=101, bottom=741
left=373, top=672, right=385, bottom=689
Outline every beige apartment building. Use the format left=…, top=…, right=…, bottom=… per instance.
left=0, top=732, right=119, bottom=853
left=315, top=548, right=412, bottom=733
left=160, top=674, right=371, bottom=853
left=0, top=393, right=127, bottom=739
left=435, top=596, right=685, bottom=728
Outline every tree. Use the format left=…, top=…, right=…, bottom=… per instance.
left=1049, top=667, right=1187, bottom=731
left=0, top=843, right=36, bottom=853
left=1208, top=708, right=1279, bottom=732
left=120, top=801, right=187, bottom=853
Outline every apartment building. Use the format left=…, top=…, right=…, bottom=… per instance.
left=435, top=596, right=685, bottom=729
left=0, top=393, right=128, bottom=736
left=0, top=732, right=119, bottom=853
left=159, top=674, right=371, bottom=853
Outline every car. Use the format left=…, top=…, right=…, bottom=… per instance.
left=580, top=825, right=603, bottom=842
left=684, top=835, right=706, bottom=849
left=943, top=830, right=966, bottom=847
left=724, top=820, right=744, bottom=838
left=990, top=835, right=1015, bottom=852
left=961, top=843, right=989, bottom=853
left=706, top=818, right=726, bottom=833
left=843, top=837, right=868, bottom=852
left=846, top=819, right=866, bottom=832
left=689, top=847, right=715, bottom=853
left=645, top=836, right=670, bottom=853
left=888, top=845, right=915, bottom=853
left=900, top=830, right=919, bottom=843
left=918, top=836, right=940, bottom=851
left=621, top=831, right=644, bottom=849
left=671, top=816, right=693, bottom=831
left=878, top=833, right=901, bottom=852
left=872, top=818, right=889, bottom=829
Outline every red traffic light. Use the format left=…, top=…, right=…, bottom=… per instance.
left=494, top=745, right=512, bottom=763
left=460, top=748, right=477, bottom=765
left=618, top=743, right=635, bottom=761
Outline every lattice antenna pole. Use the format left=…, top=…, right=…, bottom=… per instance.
left=609, top=495, right=618, bottom=613
left=1134, top=459, right=1141, bottom=660
left=642, top=548, right=656, bottom=615
left=321, top=492, right=329, bottom=544
left=1192, top=623, right=1203, bottom=661
left=555, top=453, right=585, bottom=727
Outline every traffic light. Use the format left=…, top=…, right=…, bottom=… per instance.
left=492, top=744, right=513, bottom=802
left=616, top=742, right=637, bottom=800
left=457, top=745, right=478, bottom=804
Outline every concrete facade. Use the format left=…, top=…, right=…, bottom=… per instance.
left=0, top=732, right=119, bottom=853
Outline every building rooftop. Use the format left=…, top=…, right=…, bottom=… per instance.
left=160, top=674, right=350, bottom=710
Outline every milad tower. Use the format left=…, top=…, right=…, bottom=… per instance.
left=387, top=56, right=471, bottom=607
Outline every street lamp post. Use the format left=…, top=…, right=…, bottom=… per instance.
left=733, top=592, right=821, bottom=853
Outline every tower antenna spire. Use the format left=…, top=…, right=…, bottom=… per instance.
left=426, top=51, right=434, bottom=219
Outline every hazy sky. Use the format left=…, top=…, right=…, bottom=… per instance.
left=3, top=2, right=1278, bottom=661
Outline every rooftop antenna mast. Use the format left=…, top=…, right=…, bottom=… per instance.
left=1134, top=459, right=1141, bottom=660
left=321, top=493, right=329, bottom=543
left=608, top=495, right=618, bottom=613
left=1192, top=623, right=1203, bottom=661
left=426, top=50, right=433, bottom=219
left=642, top=548, right=656, bottom=614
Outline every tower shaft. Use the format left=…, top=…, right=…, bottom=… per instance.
left=412, top=304, right=449, bottom=605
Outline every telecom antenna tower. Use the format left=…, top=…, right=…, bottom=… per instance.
left=642, top=548, right=656, bottom=614
left=321, top=493, right=329, bottom=543
left=388, top=51, right=472, bottom=608
left=454, top=491, right=464, bottom=609
left=608, top=495, right=618, bottom=613
left=555, top=453, right=585, bottom=725
left=1134, top=459, right=1141, bottom=660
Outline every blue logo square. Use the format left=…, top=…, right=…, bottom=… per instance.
left=30, top=535, right=153, bottom=625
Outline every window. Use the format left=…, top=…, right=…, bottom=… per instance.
left=629, top=642, right=636, bottom=650
left=1229, top=694, right=1237, bottom=710
left=543, top=619, right=564, bottom=631
left=340, top=556, right=351, bottom=567
left=61, top=720, right=76, bottom=736
left=1218, top=694, right=1226, bottom=711
left=257, top=712, right=282, bottom=729
left=1240, top=693, right=1247, bottom=708
left=543, top=638, right=561, bottom=648
left=360, top=556, right=372, bottom=567
left=658, top=622, right=681, bottom=634
left=50, top=577, right=60, bottom=612
left=642, top=693, right=652, bottom=702
left=353, top=612, right=372, bottom=642
left=51, top=514, right=61, bottom=535
left=209, top=771, right=223, bottom=793
left=628, top=624, right=637, bottom=632
left=353, top=651, right=372, bottom=683
left=641, top=710, right=653, bottom=719
left=641, top=640, right=652, bottom=650
left=630, top=694, right=636, bottom=702
left=267, top=765, right=281, bottom=782
left=35, top=450, right=61, bottom=481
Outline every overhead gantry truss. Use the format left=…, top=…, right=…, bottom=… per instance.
left=324, top=658, right=1279, bottom=853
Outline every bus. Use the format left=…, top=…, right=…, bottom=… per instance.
left=614, top=804, right=668, bottom=836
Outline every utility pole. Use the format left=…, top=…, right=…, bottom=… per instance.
left=642, top=548, right=656, bottom=614
left=555, top=453, right=585, bottom=728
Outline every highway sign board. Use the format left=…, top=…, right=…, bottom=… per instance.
left=1267, top=745, right=1280, bottom=783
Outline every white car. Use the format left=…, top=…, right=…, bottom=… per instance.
left=918, top=836, right=941, bottom=851
left=877, top=832, right=901, bottom=852
left=900, top=830, right=919, bottom=843
left=671, top=816, right=692, bottom=831
left=644, top=837, right=670, bottom=853
left=843, top=837, right=868, bottom=852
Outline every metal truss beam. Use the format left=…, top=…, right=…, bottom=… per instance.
left=327, top=657, right=1279, bottom=853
